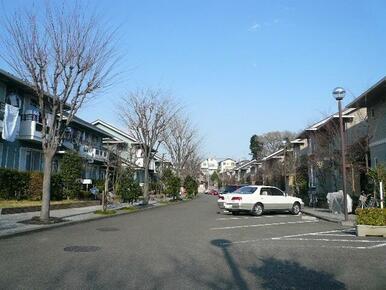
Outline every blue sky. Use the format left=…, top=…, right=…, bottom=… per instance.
left=1, top=0, right=386, bottom=160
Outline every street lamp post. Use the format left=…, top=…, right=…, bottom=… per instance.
left=333, top=87, right=348, bottom=221
left=282, top=140, right=288, bottom=193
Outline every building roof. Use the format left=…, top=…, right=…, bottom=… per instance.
left=0, top=69, right=37, bottom=94
left=92, top=119, right=138, bottom=142
left=262, top=149, right=284, bottom=161
left=297, top=108, right=356, bottom=138
left=219, top=158, right=236, bottom=164
left=66, top=115, right=113, bottom=138
left=234, top=159, right=261, bottom=170
left=347, top=77, right=386, bottom=108
left=0, top=69, right=73, bottom=110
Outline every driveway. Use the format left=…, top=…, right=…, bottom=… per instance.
left=0, top=194, right=385, bottom=289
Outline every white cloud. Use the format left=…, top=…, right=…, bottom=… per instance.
left=248, top=23, right=261, bottom=32
left=248, top=19, right=280, bottom=32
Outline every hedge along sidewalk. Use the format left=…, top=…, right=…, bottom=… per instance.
left=0, top=198, right=190, bottom=239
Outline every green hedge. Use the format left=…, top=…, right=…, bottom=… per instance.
left=0, top=168, right=63, bottom=200
left=356, top=208, right=386, bottom=226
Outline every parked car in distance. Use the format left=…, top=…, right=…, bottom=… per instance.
left=208, top=189, right=219, bottom=196
left=219, top=185, right=304, bottom=216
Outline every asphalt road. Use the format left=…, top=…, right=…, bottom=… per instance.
left=0, top=195, right=385, bottom=290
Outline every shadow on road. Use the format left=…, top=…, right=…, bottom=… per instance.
left=211, top=239, right=248, bottom=289
left=211, top=239, right=346, bottom=290
left=249, top=257, right=347, bottom=290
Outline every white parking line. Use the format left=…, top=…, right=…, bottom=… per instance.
left=210, top=220, right=317, bottom=230
left=216, top=214, right=299, bottom=221
left=273, top=237, right=381, bottom=243
left=217, top=228, right=386, bottom=250
left=275, top=229, right=354, bottom=239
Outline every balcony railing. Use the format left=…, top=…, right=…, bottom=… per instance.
left=79, top=145, right=108, bottom=162
left=18, top=113, right=43, bottom=141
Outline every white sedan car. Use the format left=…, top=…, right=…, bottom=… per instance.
left=219, top=185, right=304, bottom=216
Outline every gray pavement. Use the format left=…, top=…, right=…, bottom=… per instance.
left=0, top=200, right=159, bottom=238
left=0, top=194, right=385, bottom=289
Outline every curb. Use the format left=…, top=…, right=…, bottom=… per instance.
left=0, top=199, right=190, bottom=240
left=302, top=209, right=356, bottom=226
left=302, top=209, right=343, bottom=223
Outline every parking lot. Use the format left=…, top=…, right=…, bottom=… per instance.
left=211, top=211, right=386, bottom=250
left=1, top=194, right=385, bottom=289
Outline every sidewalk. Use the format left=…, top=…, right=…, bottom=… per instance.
left=302, top=206, right=356, bottom=225
left=0, top=200, right=162, bottom=238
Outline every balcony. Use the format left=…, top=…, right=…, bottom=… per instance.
left=18, top=113, right=42, bottom=141
left=79, top=145, right=108, bottom=162
left=135, top=157, right=156, bottom=171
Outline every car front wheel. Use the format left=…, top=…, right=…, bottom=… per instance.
left=251, top=203, right=263, bottom=216
left=291, top=202, right=301, bottom=215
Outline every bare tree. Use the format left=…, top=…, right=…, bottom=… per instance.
left=120, top=88, right=179, bottom=204
left=260, top=131, right=296, bottom=156
left=182, top=150, right=202, bottom=179
left=163, top=115, right=200, bottom=179
left=1, top=3, right=117, bottom=221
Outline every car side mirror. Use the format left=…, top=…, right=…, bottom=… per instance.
left=262, top=191, right=268, bottom=196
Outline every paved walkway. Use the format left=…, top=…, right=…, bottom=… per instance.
left=0, top=200, right=161, bottom=238
left=302, top=206, right=356, bottom=225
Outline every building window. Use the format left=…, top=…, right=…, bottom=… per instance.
left=20, top=148, right=44, bottom=171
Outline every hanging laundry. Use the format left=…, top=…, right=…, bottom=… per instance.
left=2, top=104, right=20, bottom=142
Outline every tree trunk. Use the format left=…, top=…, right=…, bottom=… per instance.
left=143, top=162, right=149, bottom=205
left=103, top=165, right=109, bottom=212
left=40, top=151, right=54, bottom=222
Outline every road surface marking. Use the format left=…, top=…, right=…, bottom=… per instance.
left=216, top=215, right=291, bottom=221
left=274, top=229, right=356, bottom=239
left=216, top=227, right=386, bottom=250
left=210, top=220, right=317, bottom=230
left=272, top=237, right=381, bottom=243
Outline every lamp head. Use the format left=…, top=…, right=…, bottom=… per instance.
left=332, top=87, right=346, bottom=101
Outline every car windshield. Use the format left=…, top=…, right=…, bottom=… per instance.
left=233, top=186, right=257, bottom=194
left=224, top=186, right=238, bottom=193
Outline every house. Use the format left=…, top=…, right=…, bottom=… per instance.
left=280, top=139, right=309, bottom=195
left=91, top=119, right=161, bottom=183
left=232, top=159, right=263, bottom=185
left=200, top=158, right=218, bottom=175
left=347, top=77, right=386, bottom=168
left=262, top=149, right=285, bottom=189
left=0, top=69, right=111, bottom=183
left=219, top=158, right=236, bottom=173
left=297, top=107, right=368, bottom=196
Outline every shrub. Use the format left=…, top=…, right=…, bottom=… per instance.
left=0, top=168, right=30, bottom=199
left=29, top=172, right=43, bottom=200
left=161, top=168, right=181, bottom=199
left=356, top=208, right=386, bottom=226
left=51, top=174, right=64, bottom=201
left=184, top=175, right=198, bottom=198
left=116, top=168, right=142, bottom=203
left=0, top=168, right=66, bottom=201
left=60, top=151, right=82, bottom=199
